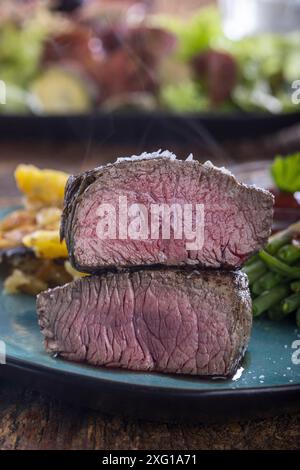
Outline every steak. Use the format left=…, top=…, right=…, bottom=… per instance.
left=61, top=151, right=274, bottom=272
left=37, top=268, right=252, bottom=377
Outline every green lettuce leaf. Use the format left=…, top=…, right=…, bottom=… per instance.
left=153, top=7, right=223, bottom=61
left=0, top=10, right=50, bottom=88
left=271, top=153, right=300, bottom=193
left=160, top=81, right=210, bottom=112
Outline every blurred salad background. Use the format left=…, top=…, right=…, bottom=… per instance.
left=1, top=0, right=300, bottom=116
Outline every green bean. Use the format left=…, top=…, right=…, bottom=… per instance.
left=252, top=272, right=284, bottom=295
left=277, top=244, right=300, bottom=265
left=252, top=285, right=291, bottom=317
left=291, top=280, right=300, bottom=292
left=244, top=253, right=260, bottom=267
left=243, top=260, right=267, bottom=285
left=259, top=250, right=300, bottom=279
left=282, top=293, right=300, bottom=315
left=266, top=233, right=291, bottom=255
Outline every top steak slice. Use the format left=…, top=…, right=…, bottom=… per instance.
left=61, top=151, right=274, bottom=272
left=37, top=268, right=252, bottom=377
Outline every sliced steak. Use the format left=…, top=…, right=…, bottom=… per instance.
left=61, top=151, right=274, bottom=272
left=37, top=268, right=252, bottom=377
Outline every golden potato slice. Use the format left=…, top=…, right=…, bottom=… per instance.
left=15, top=164, right=69, bottom=208
left=64, top=260, right=87, bottom=279
left=22, top=229, right=68, bottom=259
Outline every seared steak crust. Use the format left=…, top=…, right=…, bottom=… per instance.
left=37, top=268, right=252, bottom=377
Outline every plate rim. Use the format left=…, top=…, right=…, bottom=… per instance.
left=4, top=354, right=300, bottom=397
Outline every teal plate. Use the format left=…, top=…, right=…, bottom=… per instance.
left=0, top=201, right=299, bottom=422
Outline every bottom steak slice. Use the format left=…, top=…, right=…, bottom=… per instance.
left=37, top=269, right=252, bottom=377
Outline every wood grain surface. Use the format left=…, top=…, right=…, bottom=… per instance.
left=0, top=379, right=299, bottom=450
left=0, top=128, right=300, bottom=450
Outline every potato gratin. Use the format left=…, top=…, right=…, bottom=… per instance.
left=0, top=164, right=83, bottom=295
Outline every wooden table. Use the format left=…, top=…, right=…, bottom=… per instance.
left=0, top=132, right=300, bottom=450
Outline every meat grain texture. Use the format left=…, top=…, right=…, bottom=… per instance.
left=61, top=151, right=274, bottom=272
left=37, top=269, right=252, bottom=377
